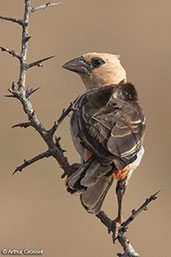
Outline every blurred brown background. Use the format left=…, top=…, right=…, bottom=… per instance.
left=0, top=0, right=170, bottom=256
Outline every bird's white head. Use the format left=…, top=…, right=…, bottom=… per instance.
left=63, top=52, right=127, bottom=90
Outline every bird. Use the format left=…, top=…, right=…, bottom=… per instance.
left=62, top=53, right=146, bottom=234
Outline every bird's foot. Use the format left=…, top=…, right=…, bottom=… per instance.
left=61, top=162, right=81, bottom=179
left=65, top=163, right=81, bottom=194
left=109, top=216, right=123, bottom=243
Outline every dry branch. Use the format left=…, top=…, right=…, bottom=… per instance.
left=120, top=191, right=160, bottom=230
left=0, top=46, right=21, bottom=59
left=97, top=191, right=160, bottom=257
left=1, top=1, right=159, bottom=256
left=31, top=2, right=61, bottom=12
left=48, top=100, right=77, bottom=137
left=0, top=15, right=23, bottom=25
left=12, top=150, right=52, bottom=175
left=1, top=0, right=72, bottom=177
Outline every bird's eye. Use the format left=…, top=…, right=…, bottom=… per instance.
left=91, top=58, right=105, bottom=68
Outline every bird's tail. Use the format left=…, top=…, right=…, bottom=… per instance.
left=66, top=158, right=114, bottom=215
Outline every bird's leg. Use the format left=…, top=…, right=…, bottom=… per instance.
left=116, top=179, right=126, bottom=222
left=112, top=179, right=126, bottom=242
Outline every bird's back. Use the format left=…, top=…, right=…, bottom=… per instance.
left=70, top=82, right=146, bottom=170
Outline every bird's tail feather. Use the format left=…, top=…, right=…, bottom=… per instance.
left=66, top=158, right=114, bottom=214
left=80, top=174, right=113, bottom=215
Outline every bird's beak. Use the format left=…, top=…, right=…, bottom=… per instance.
left=62, top=56, right=89, bottom=74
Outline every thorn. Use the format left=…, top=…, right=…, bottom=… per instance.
left=149, top=190, right=161, bottom=201
left=23, top=36, right=31, bottom=43
left=55, top=136, right=61, bottom=143
left=153, top=190, right=161, bottom=197
left=26, top=55, right=55, bottom=69
left=12, top=122, right=32, bottom=129
left=26, top=86, right=40, bottom=98
left=4, top=94, right=16, bottom=98
left=54, top=121, right=58, bottom=126
left=6, top=82, right=18, bottom=97
left=61, top=172, right=66, bottom=179
left=48, top=121, right=58, bottom=137
left=132, top=209, right=136, bottom=215
left=11, top=81, right=17, bottom=91
left=12, top=168, right=21, bottom=176
left=12, top=170, right=17, bottom=175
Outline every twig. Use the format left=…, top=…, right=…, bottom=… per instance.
left=96, top=191, right=160, bottom=257
left=12, top=150, right=52, bottom=175
left=0, top=16, right=23, bottom=25
left=31, top=2, right=61, bottom=13
left=48, top=100, right=77, bottom=136
left=0, top=46, right=21, bottom=59
left=120, top=191, right=160, bottom=230
left=26, top=55, right=55, bottom=69
left=57, top=100, right=78, bottom=126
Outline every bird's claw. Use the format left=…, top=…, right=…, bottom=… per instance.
left=110, top=217, right=123, bottom=243
left=65, top=163, right=81, bottom=194
left=61, top=163, right=81, bottom=179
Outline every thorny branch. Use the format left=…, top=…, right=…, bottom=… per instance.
left=1, top=0, right=72, bottom=177
left=120, top=191, right=160, bottom=230
left=12, top=150, right=52, bottom=175
left=96, top=191, right=160, bottom=257
left=1, top=1, right=159, bottom=256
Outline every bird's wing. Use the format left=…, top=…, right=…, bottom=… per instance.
left=71, top=83, right=146, bottom=170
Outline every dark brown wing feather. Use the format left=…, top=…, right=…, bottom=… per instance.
left=71, top=82, right=146, bottom=170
